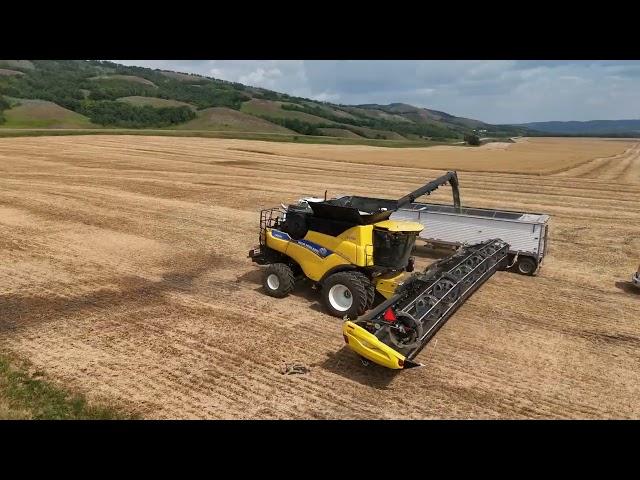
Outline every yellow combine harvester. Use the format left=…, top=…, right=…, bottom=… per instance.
left=249, top=172, right=509, bottom=369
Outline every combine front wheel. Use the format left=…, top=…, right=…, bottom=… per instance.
left=322, top=272, right=369, bottom=319
left=349, top=272, right=376, bottom=309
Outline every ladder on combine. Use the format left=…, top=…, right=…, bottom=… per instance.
left=345, top=238, right=509, bottom=368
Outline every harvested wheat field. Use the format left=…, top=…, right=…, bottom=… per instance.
left=0, top=135, right=639, bottom=419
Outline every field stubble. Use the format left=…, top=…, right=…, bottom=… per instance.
left=0, top=135, right=639, bottom=419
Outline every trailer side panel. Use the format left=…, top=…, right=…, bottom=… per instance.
left=391, top=206, right=548, bottom=260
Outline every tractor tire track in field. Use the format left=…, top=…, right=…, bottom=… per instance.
left=0, top=135, right=639, bottom=419
left=555, top=142, right=640, bottom=182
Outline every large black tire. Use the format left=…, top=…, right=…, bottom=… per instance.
left=516, top=256, right=537, bottom=276
left=365, top=282, right=376, bottom=310
left=321, top=271, right=369, bottom=319
left=263, top=263, right=295, bottom=298
left=349, top=271, right=375, bottom=310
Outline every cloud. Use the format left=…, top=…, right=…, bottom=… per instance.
left=112, top=60, right=640, bottom=123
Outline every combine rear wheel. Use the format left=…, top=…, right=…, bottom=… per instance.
left=263, top=263, right=295, bottom=298
left=322, top=271, right=369, bottom=319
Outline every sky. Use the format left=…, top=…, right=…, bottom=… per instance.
left=113, top=60, right=640, bottom=124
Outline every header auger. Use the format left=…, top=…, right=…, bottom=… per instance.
left=343, top=238, right=509, bottom=369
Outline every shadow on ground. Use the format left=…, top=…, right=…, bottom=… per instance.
left=240, top=266, right=400, bottom=389
left=236, top=269, right=262, bottom=285
left=318, top=346, right=399, bottom=390
left=615, top=281, right=640, bottom=295
left=237, top=268, right=326, bottom=311
left=0, top=251, right=225, bottom=334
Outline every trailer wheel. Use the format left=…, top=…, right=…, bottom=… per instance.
left=263, top=263, right=295, bottom=298
left=516, top=257, right=537, bottom=276
left=322, top=272, right=369, bottom=319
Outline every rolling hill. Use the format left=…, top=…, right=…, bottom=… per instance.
left=518, top=119, right=640, bottom=136
left=89, top=74, right=157, bottom=86
left=0, top=59, right=528, bottom=142
left=240, top=99, right=340, bottom=125
left=173, top=107, right=293, bottom=133
left=0, top=69, right=24, bottom=77
left=0, top=98, right=96, bottom=129
left=117, top=96, right=195, bottom=109
left=0, top=60, right=35, bottom=70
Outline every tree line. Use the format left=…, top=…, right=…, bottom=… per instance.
left=256, top=115, right=329, bottom=135
left=280, top=103, right=460, bottom=139
left=255, top=115, right=395, bottom=140
left=79, top=101, right=196, bottom=128
left=0, top=95, right=9, bottom=124
left=0, top=60, right=249, bottom=128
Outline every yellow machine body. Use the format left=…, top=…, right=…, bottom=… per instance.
left=264, top=220, right=423, bottom=297
left=374, top=271, right=406, bottom=299
left=251, top=171, right=473, bottom=371
left=342, top=321, right=407, bottom=369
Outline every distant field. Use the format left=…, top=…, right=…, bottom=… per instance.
left=0, top=133, right=623, bottom=174
left=158, top=70, right=207, bottom=82
left=0, top=99, right=96, bottom=129
left=117, top=96, right=195, bottom=109
left=300, top=103, right=358, bottom=120
left=0, top=128, right=442, bottom=147
left=348, top=125, right=407, bottom=140
left=240, top=99, right=339, bottom=126
left=173, top=107, right=293, bottom=133
left=89, top=75, right=156, bottom=87
left=317, top=127, right=362, bottom=138
left=0, top=135, right=638, bottom=419
left=0, top=60, right=35, bottom=70
left=239, top=100, right=416, bottom=140
left=0, top=69, right=24, bottom=77
left=348, top=107, right=411, bottom=123
left=217, top=137, right=637, bottom=174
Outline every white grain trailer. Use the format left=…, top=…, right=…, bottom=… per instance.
left=391, top=203, right=549, bottom=275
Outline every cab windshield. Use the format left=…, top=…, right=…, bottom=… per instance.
left=373, top=229, right=416, bottom=269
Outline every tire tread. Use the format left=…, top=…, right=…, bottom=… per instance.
left=322, top=271, right=369, bottom=319
left=263, top=263, right=295, bottom=298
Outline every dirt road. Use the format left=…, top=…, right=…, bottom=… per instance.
left=0, top=135, right=639, bottom=418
